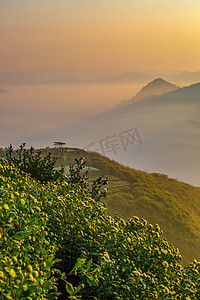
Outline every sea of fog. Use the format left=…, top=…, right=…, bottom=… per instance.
left=0, top=83, right=141, bottom=147
left=1, top=82, right=199, bottom=187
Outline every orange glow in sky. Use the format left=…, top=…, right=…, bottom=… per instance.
left=1, top=0, right=200, bottom=72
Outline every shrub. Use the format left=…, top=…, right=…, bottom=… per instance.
left=66, top=158, right=108, bottom=202
left=0, top=160, right=58, bottom=299
left=1, top=152, right=200, bottom=299
left=6, top=145, right=108, bottom=202
left=43, top=181, right=200, bottom=299
left=6, top=144, right=64, bottom=183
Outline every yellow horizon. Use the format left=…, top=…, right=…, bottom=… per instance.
left=1, top=1, right=200, bottom=73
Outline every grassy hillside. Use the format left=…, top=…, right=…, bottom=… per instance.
left=39, top=147, right=200, bottom=264
left=1, top=154, right=200, bottom=299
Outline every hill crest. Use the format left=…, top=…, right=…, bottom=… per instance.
left=119, top=77, right=179, bottom=106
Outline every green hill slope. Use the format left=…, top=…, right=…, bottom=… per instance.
left=1, top=154, right=200, bottom=299
left=43, top=147, right=200, bottom=264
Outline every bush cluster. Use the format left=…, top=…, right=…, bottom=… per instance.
left=6, top=144, right=64, bottom=183
left=1, top=148, right=200, bottom=299
left=44, top=185, right=200, bottom=299
left=0, top=161, right=58, bottom=299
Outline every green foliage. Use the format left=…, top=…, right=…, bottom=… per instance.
left=6, top=144, right=64, bottom=183
left=61, top=258, right=101, bottom=299
left=6, top=146, right=108, bottom=202
left=66, top=157, right=108, bottom=202
left=0, top=160, right=58, bottom=299
left=70, top=258, right=101, bottom=287
left=49, top=147, right=200, bottom=263
left=42, top=179, right=200, bottom=299
left=1, top=153, right=200, bottom=299
left=67, top=158, right=89, bottom=188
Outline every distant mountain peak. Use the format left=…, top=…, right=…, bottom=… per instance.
left=119, top=78, right=179, bottom=106
left=138, top=77, right=178, bottom=92
left=150, top=77, right=167, bottom=83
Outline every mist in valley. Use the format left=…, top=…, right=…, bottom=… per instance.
left=1, top=79, right=199, bottom=186
left=0, top=82, right=142, bottom=146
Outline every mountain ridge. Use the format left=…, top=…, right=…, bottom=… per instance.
left=118, top=78, right=179, bottom=106
left=1, top=69, right=200, bottom=85
left=121, top=81, right=200, bottom=110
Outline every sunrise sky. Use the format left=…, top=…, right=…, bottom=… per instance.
left=1, top=0, right=200, bottom=73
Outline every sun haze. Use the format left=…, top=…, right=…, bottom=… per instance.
left=1, top=0, right=200, bottom=72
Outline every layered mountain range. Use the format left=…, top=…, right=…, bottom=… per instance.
left=26, top=78, right=200, bottom=186
left=1, top=68, right=200, bottom=85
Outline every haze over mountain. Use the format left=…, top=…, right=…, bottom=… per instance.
left=119, top=78, right=179, bottom=106
left=0, top=69, right=77, bottom=85
left=0, top=69, right=153, bottom=85
left=1, top=68, right=200, bottom=85
left=164, top=71, right=200, bottom=85
left=90, top=71, right=200, bottom=86
left=23, top=81, right=200, bottom=187
left=85, top=71, right=200, bottom=85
